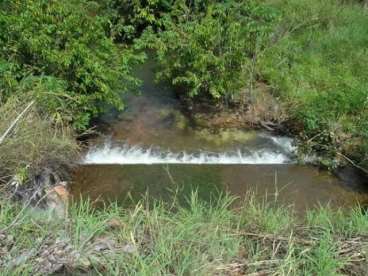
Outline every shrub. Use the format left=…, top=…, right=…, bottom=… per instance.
left=95, top=0, right=174, bottom=42
left=0, top=0, right=142, bottom=130
left=141, top=1, right=278, bottom=102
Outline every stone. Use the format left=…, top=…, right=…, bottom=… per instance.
left=46, top=183, right=70, bottom=218
left=52, top=182, right=69, bottom=203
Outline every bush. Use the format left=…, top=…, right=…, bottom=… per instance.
left=95, top=0, right=174, bottom=42
left=141, top=1, right=278, bottom=102
left=0, top=0, right=142, bottom=130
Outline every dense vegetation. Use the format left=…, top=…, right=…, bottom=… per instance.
left=0, top=1, right=367, bottom=274
left=1, top=0, right=367, bottom=173
left=0, top=98, right=78, bottom=183
left=140, top=1, right=278, bottom=101
left=0, top=0, right=142, bottom=130
left=0, top=194, right=367, bottom=275
left=260, top=0, right=368, bottom=168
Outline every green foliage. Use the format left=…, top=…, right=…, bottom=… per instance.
left=96, top=0, right=226, bottom=42
left=0, top=61, right=23, bottom=109
left=1, top=0, right=367, bottom=167
left=96, top=0, right=174, bottom=41
left=140, top=1, right=278, bottom=101
left=259, top=0, right=368, bottom=166
left=0, top=0, right=143, bottom=130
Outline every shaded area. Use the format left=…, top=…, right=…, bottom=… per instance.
left=93, top=59, right=293, bottom=154
left=85, top=60, right=296, bottom=165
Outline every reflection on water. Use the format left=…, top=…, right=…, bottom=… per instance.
left=72, top=164, right=368, bottom=214
left=93, top=59, right=296, bottom=154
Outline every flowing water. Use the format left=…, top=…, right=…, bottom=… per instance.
left=72, top=61, right=368, bottom=212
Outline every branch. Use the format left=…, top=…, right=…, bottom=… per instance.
left=0, top=101, right=35, bottom=145
left=336, top=152, right=368, bottom=175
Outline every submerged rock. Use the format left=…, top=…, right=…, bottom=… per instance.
left=159, top=109, right=189, bottom=130
left=194, top=128, right=258, bottom=146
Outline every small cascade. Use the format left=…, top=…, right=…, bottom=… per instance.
left=83, top=137, right=296, bottom=165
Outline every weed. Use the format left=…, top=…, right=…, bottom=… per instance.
left=0, top=193, right=366, bottom=275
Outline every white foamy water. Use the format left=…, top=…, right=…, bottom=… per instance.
left=269, top=136, right=297, bottom=153
left=83, top=140, right=296, bottom=165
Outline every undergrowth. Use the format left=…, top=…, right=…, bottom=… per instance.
left=261, top=0, right=368, bottom=168
left=0, top=193, right=367, bottom=275
left=0, top=97, right=78, bottom=185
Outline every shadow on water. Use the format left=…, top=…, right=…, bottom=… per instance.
left=72, top=164, right=223, bottom=208
left=72, top=164, right=368, bottom=214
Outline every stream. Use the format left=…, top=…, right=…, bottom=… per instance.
left=72, top=61, right=368, bottom=213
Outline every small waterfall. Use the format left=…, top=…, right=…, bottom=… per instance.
left=83, top=138, right=296, bottom=165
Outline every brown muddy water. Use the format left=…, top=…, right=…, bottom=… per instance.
left=72, top=61, right=368, bottom=213
left=73, top=164, right=368, bottom=214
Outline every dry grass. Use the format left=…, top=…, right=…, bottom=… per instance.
left=0, top=97, right=79, bottom=185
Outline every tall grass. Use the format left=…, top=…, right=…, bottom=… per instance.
left=0, top=193, right=367, bottom=275
left=261, top=0, right=368, bottom=167
left=0, top=96, right=78, bottom=184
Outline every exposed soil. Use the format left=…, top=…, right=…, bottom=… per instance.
left=181, top=82, right=289, bottom=133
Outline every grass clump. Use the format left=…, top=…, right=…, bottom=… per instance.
left=0, top=97, right=79, bottom=186
left=0, top=193, right=367, bottom=275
